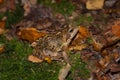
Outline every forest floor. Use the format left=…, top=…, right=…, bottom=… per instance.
left=0, top=0, right=120, bottom=80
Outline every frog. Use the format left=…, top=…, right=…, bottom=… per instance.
left=31, top=25, right=71, bottom=61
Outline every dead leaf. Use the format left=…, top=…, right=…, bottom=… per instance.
left=22, top=0, right=31, bottom=16
left=99, top=58, right=106, bottom=68
left=0, top=21, right=5, bottom=29
left=104, top=55, right=110, bottom=64
left=86, top=0, right=104, bottom=10
left=110, top=63, right=120, bottom=73
left=28, top=55, right=43, bottom=63
left=0, top=28, right=5, bottom=35
left=58, top=63, right=71, bottom=80
left=113, top=52, right=119, bottom=60
left=112, top=25, right=120, bottom=37
left=0, top=21, right=5, bottom=35
left=69, top=44, right=87, bottom=51
left=0, top=44, right=5, bottom=53
left=92, top=40, right=102, bottom=51
left=0, top=0, right=3, bottom=4
left=17, top=28, right=47, bottom=42
left=44, top=57, right=52, bottom=64
left=30, top=0, right=37, bottom=5
left=79, top=26, right=90, bottom=38
left=10, top=0, right=15, bottom=10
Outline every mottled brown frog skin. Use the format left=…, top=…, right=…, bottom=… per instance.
left=32, top=25, right=71, bottom=60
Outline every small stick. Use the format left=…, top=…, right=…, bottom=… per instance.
left=58, top=27, right=79, bottom=80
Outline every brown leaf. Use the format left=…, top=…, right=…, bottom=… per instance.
left=0, top=28, right=5, bottom=35
left=0, top=21, right=5, bottom=35
left=30, top=0, right=37, bottom=5
left=79, top=26, right=90, bottom=38
left=0, top=0, right=3, bottom=4
left=86, top=0, right=104, bottom=10
left=112, top=25, right=120, bottom=37
left=92, top=40, right=102, bottom=51
left=22, top=0, right=31, bottom=16
left=0, top=21, right=5, bottom=29
left=28, top=55, right=43, bottom=63
left=110, top=63, right=120, bottom=73
left=69, top=44, right=87, bottom=51
left=0, top=44, right=5, bottom=53
left=99, top=58, right=106, bottom=68
left=17, top=28, right=47, bottom=42
left=104, top=55, right=110, bottom=64
left=113, top=52, right=119, bottom=60
left=10, top=0, right=15, bottom=10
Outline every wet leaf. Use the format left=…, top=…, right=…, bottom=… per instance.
left=44, top=57, right=52, bottom=64
left=0, top=0, right=3, bottom=4
left=99, top=58, right=106, bottom=68
left=110, top=63, right=120, bottom=73
left=86, top=0, right=104, bottom=10
left=113, top=52, right=119, bottom=60
left=0, top=44, right=5, bottom=53
left=17, top=28, right=47, bottom=42
left=22, top=0, right=31, bottom=16
left=0, top=21, right=5, bottom=29
left=28, top=55, right=43, bottom=63
left=10, top=0, right=15, bottom=10
left=69, top=44, right=87, bottom=51
left=30, top=0, right=37, bottom=5
left=0, top=28, right=5, bottom=35
left=112, top=25, right=120, bottom=37
left=79, top=26, right=90, bottom=38
left=0, top=21, right=5, bottom=35
left=104, top=55, right=110, bottom=64
left=92, top=38, right=102, bottom=51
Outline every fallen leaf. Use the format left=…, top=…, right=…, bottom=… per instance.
left=28, top=55, right=43, bottom=63
left=0, top=21, right=6, bottom=35
left=0, top=44, right=5, bottom=53
left=69, top=44, right=87, bottom=51
left=79, top=26, right=90, bottom=38
left=110, top=63, right=120, bottom=73
left=99, top=58, right=106, bottom=68
left=10, top=0, right=15, bottom=10
left=22, top=0, right=31, bottom=16
left=86, top=0, right=104, bottom=10
left=30, top=0, right=37, bottom=5
left=104, top=55, right=110, bottom=64
left=58, top=63, right=71, bottom=80
left=17, top=28, right=47, bottom=42
left=0, top=0, right=3, bottom=4
left=44, top=57, right=52, bottom=64
left=113, top=52, right=119, bottom=60
left=0, top=28, right=5, bottom=35
left=0, top=21, right=5, bottom=29
left=112, top=25, right=120, bottom=37
left=92, top=40, right=102, bottom=51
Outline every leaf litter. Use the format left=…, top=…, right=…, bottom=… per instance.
left=1, top=0, right=120, bottom=80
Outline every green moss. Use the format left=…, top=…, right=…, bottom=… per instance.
left=67, top=52, right=90, bottom=80
left=74, top=15, right=93, bottom=26
left=0, top=4, right=23, bottom=29
left=0, top=36, right=63, bottom=80
left=1, top=5, right=23, bottom=28
left=37, top=0, right=75, bottom=15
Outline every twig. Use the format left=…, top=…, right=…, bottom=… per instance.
left=58, top=27, right=79, bottom=80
